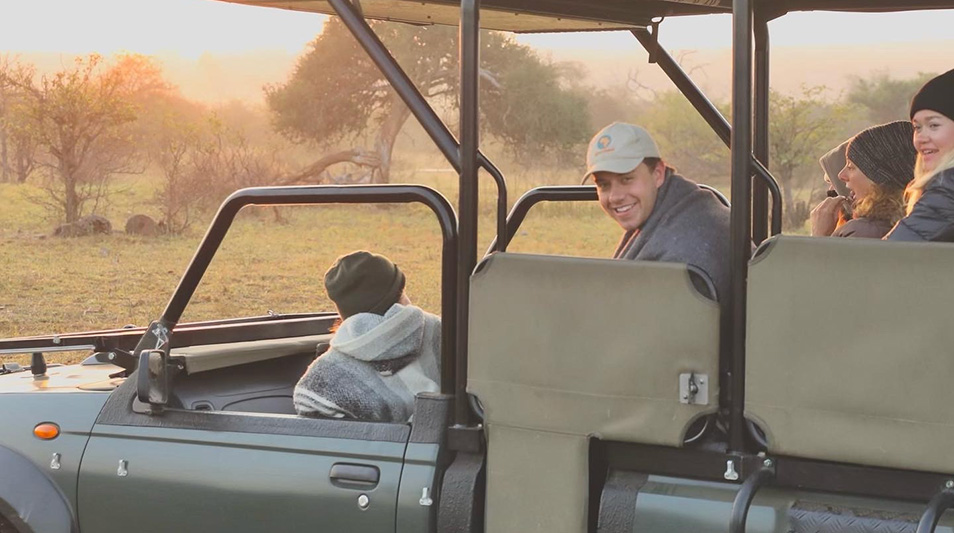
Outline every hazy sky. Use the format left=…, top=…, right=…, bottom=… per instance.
left=2, top=0, right=954, bottom=58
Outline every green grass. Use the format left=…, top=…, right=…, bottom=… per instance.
left=0, top=167, right=621, bottom=365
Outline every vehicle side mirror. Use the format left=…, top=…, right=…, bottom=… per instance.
left=137, top=349, right=171, bottom=408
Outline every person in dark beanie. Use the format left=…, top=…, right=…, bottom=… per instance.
left=886, top=69, right=954, bottom=242
left=813, top=121, right=916, bottom=238
left=294, top=251, right=441, bottom=422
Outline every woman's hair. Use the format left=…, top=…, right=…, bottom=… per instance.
left=906, top=151, right=954, bottom=214
left=854, top=182, right=906, bottom=225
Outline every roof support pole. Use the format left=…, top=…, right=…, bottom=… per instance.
left=456, top=0, right=480, bottom=426
left=753, top=15, right=770, bottom=245
left=729, top=0, right=753, bottom=453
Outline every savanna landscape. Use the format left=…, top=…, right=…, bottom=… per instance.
left=1, top=4, right=952, bottom=366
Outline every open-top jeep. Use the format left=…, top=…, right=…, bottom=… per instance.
left=3, top=1, right=954, bottom=532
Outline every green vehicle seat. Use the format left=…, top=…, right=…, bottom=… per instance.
left=467, top=252, right=720, bottom=533
left=746, top=236, right=954, bottom=474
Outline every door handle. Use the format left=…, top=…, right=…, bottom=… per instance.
left=329, top=463, right=380, bottom=488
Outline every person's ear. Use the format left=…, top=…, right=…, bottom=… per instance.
left=653, top=162, right=665, bottom=188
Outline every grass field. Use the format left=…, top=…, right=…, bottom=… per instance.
left=0, top=166, right=622, bottom=365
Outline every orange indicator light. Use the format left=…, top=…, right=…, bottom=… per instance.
left=33, top=423, right=60, bottom=440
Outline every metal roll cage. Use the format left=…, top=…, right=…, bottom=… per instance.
left=6, top=0, right=954, bottom=528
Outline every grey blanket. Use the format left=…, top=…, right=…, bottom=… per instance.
left=293, top=304, right=441, bottom=422
left=613, top=171, right=733, bottom=301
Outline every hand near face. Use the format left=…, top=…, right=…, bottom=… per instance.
left=810, top=196, right=848, bottom=236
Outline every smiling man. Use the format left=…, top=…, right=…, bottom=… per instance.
left=585, top=122, right=732, bottom=301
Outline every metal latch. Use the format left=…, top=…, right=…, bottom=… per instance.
left=679, top=373, right=709, bottom=405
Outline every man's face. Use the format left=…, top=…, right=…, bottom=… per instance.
left=593, top=161, right=665, bottom=231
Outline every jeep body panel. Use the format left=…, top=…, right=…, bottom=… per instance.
left=0, top=385, right=112, bottom=509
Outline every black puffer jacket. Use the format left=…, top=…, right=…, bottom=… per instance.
left=886, top=168, right=954, bottom=242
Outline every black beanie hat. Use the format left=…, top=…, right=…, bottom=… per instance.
left=910, top=69, right=954, bottom=121
left=324, top=251, right=406, bottom=318
left=846, top=120, right=917, bottom=189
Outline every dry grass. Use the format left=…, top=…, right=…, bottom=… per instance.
left=0, top=165, right=620, bottom=365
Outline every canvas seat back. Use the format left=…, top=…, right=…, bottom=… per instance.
left=467, top=253, right=720, bottom=533
left=746, top=236, right=954, bottom=473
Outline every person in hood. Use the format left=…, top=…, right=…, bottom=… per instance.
left=584, top=122, right=733, bottom=301
left=810, top=140, right=852, bottom=236
left=293, top=251, right=441, bottom=422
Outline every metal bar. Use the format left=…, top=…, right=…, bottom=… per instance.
left=328, top=0, right=459, bottom=166
left=752, top=15, right=770, bottom=244
left=729, top=462, right=775, bottom=533
left=159, top=185, right=459, bottom=395
left=630, top=28, right=782, bottom=236
left=326, top=0, right=509, bottom=253
left=485, top=186, right=596, bottom=254
left=456, top=0, right=480, bottom=425
left=916, top=488, right=954, bottom=533
left=728, top=0, right=753, bottom=453
left=602, top=440, right=954, bottom=503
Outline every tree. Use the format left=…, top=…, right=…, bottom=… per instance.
left=266, top=18, right=590, bottom=182
left=847, top=71, right=936, bottom=124
left=640, top=91, right=730, bottom=183
left=769, top=86, right=861, bottom=228
left=0, top=56, right=38, bottom=184
left=3, top=55, right=142, bottom=223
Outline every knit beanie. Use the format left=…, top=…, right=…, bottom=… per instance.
left=818, top=140, right=851, bottom=197
left=324, top=251, right=406, bottom=318
left=910, top=69, right=954, bottom=121
left=846, top=120, right=917, bottom=189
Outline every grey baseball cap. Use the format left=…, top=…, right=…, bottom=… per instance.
left=584, top=122, right=661, bottom=182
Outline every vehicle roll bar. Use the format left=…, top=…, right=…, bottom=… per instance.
left=485, top=186, right=597, bottom=254
left=729, top=460, right=775, bottom=533
left=159, top=185, right=460, bottom=396
left=916, top=485, right=954, bottom=533
left=631, top=27, right=782, bottom=238
left=728, top=0, right=754, bottom=453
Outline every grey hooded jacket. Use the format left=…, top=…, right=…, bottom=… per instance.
left=613, top=170, right=733, bottom=302
left=293, top=303, right=441, bottom=422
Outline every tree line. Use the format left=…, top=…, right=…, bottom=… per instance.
left=0, top=22, right=937, bottom=233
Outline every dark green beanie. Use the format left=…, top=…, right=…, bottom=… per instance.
left=324, top=251, right=406, bottom=318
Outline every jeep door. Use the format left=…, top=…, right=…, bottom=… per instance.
left=76, top=379, right=407, bottom=532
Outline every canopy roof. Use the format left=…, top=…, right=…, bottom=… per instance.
left=221, top=0, right=954, bottom=33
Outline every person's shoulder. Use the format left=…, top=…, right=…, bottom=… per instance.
left=832, top=217, right=890, bottom=239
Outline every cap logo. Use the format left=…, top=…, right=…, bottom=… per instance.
left=596, top=135, right=612, bottom=149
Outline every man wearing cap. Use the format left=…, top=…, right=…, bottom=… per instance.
left=584, top=122, right=732, bottom=301
left=293, top=250, right=441, bottom=422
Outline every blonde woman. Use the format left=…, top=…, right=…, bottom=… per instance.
left=887, top=69, right=954, bottom=242
left=812, top=121, right=916, bottom=238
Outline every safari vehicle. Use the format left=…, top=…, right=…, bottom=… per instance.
left=2, top=0, right=954, bottom=532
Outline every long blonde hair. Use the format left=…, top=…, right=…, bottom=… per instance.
left=906, top=151, right=954, bottom=214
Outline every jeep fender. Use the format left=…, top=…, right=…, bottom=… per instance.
left=0, top=446, right=77, bottom=533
